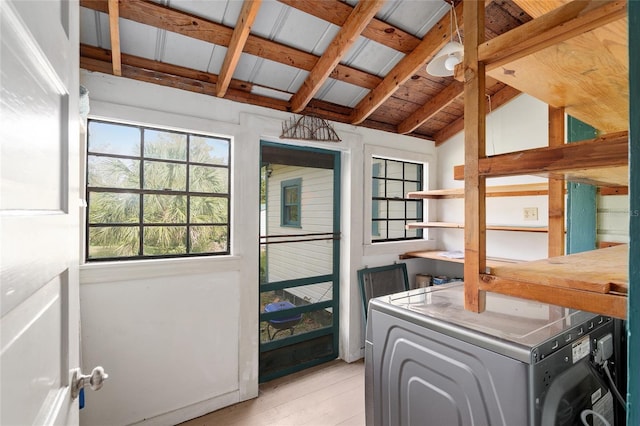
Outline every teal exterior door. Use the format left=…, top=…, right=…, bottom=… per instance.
left=258, top=142, right=341, bottom=382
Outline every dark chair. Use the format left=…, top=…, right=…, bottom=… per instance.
left=264, top=301, right=302, bottom=340
left=357, top=263, right=409, bottom=320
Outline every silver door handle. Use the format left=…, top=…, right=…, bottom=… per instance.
left=71, top=366, right=109, bottom=399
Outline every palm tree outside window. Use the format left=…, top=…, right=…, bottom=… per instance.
left=85, top=119, right=231, bottom=260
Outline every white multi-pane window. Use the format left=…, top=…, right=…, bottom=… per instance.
left=85, top=119, right=231, bottom=260
left=371, top=157, right=423, bottom=242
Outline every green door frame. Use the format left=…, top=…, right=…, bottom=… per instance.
left=628, top=1, right=638, bottom=423
left=258, top=141, right=341, bottom=382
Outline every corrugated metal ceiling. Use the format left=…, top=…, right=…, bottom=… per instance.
left=79, top=0, right=531, bottom=142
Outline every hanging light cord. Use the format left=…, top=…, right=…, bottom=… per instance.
left=450, top=1, right=462, bottom=44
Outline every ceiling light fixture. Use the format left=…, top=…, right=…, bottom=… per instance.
left=426, top=1, right=463, bottom=77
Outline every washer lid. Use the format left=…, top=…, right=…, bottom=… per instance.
left=372, top=282, right=595, bottom=352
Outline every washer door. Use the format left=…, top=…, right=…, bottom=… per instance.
left=541, top=361, right=614, bottom=426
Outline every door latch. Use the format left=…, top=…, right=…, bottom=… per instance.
left=71, top=366, right=109, bottom=399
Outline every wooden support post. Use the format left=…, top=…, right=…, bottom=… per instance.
left=547, top=106, right=565, bottom=323
left=463, top=0, right=486, bottom=313
left=548, top=106, right=565, bottom=258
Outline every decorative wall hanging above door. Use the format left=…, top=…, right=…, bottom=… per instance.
left=280, top=114, right=341, bottom=142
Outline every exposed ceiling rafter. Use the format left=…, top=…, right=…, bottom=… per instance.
left=398, top=81, right=463, bottom=134
left=79, top=0, right=539, bottom=144
left=80, top=0, right=382, bottom=90
left=217, top=0, right=262, bottom=97
left=277, top=0, right=420, bottom=54
left=107, top=0, right=122, bottom=76
left=349, top=2, right=464, bottom=125
left=289, top=0, right=385, bottom=113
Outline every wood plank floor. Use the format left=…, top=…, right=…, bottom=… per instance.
left=180, top=359, right=365, bottom=426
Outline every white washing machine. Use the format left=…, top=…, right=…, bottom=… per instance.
left=365, top=282, right=622, bottom=426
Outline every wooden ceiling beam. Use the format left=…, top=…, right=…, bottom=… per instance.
left=80, top=55, right=437, bottom=144
left=80, top=0, right=381, bottom=90
left=289, top=0, right=384, bottom=113
left=80, top=44, right=358, bottom=123
left=81, top=54, right=319, bottom=117
left=402, top=75, right=502, bottom=136
left=277, top=0, right=420, bottom=54
left=82, top=45, right=234, bottom=94
left=216, top=0, right=262, bottom=98
left=107, top=0, right=122, bottom=76
left=433, top=84, right=521, bottom=145
left=80, top=1, right=232, bottom=45
left=83, top=44, right=220, bottom=87
left=479, top=0, right=626, bottom=70
left=397, top=81, right=463, bottom=134
left=349, top=2, right=464, bottom=125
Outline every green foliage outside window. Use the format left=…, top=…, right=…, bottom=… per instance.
left=86, top=120, right=231, bottom=260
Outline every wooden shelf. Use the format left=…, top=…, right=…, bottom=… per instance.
left=461, top=0, right=629, bottom=319
left=480, top=245, right=628, bottom=319
left=399, top=250, right=519, bottom=273
left=410, top=182, right=626, bottom=199
left=400, top=246, right=629, bottom=319
left=453, top=131, right=629, bottom=187
left=407, top=183, right=550, bottom=199
left=406, top=222, right=548, bottom=233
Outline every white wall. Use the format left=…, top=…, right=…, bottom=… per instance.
left=598, top=195, right=630, bottom=244
left=80, top=261, right=241, bottom=425
left=436, top=94, right=551, bottom=261
left=79, top=69, right=437, bottom=425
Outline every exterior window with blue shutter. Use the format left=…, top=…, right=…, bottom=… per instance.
left=281, top=178, right=301, bottom=227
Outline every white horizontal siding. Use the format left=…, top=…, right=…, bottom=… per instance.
left=265, top=165, right=334, bottom=304
left=597, top=194, right=629, bottom=244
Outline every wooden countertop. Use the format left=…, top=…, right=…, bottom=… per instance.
left=481, top=244, right=628, bottom=319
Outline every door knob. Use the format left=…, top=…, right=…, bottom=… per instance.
left=71, top=366, right=109, bottom=399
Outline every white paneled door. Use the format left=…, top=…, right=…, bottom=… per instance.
left=1, top=1, right=88, bottom=424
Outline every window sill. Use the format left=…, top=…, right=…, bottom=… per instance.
left=362, top=239, right=436, bottom=257
left=80, top=255, right=242, bottom=285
